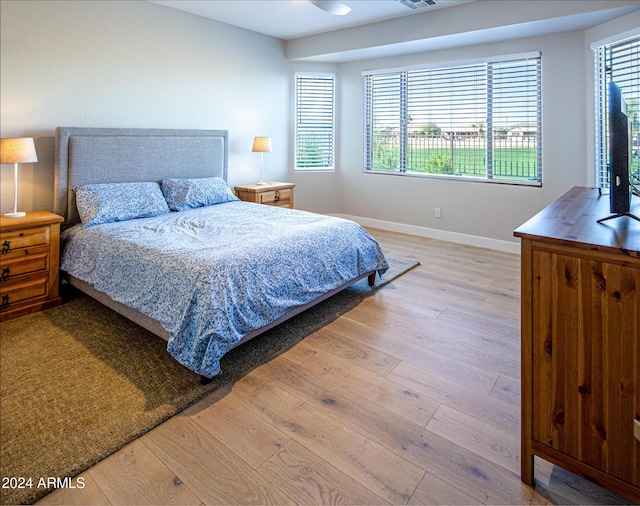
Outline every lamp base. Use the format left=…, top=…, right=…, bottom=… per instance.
left=3, top=211, right=26, bottom=218
left=256, top=181, right=268, bottom=185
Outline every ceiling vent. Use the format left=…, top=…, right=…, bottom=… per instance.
left=398, top=0, right=440, bottom=9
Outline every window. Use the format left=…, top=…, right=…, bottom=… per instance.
left=363, top=53, right=542, bottom=185
left=594, top=34, right=639, bottom=189
left=295, top=72, right=335, bottom=171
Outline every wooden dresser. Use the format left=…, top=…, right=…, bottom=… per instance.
left=514, top=186, right=639, bottom=502
left=234, top=182, right=295, bottom=209
left=0, top=211, right=64, bottom=321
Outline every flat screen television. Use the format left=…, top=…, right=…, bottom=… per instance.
left=599, top=81, right=639, bottom=223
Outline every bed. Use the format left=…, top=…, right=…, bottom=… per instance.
left=54, top=127, right=388, bottom=378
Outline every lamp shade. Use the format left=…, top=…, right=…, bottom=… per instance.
left=0, top=137, right=38, bottom=164
left=252, top=137, right=272, bottom=153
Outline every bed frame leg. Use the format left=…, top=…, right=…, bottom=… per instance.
left=368, top=272, right=376, bottom=286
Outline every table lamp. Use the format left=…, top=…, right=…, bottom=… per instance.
left=252, top=137, right=272, bottom=185
left=1, top=137, right=38, bottom=218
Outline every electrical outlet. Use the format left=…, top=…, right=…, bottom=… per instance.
left=435, top=207, right=441, bottom=218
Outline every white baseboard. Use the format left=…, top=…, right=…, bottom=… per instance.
left=336, top=214, right=521, bottom=255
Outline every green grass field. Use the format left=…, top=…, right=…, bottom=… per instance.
left=372, top=146, right=538, bottom=180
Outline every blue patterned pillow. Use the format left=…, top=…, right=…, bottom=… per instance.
left=75, top=182, right=170, bottom=227
left=161, top=177, right=239, bottom=211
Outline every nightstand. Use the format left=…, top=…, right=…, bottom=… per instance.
left=234, top=182, right=295, bottom=209
left=0, top=211, right=64, bottom=321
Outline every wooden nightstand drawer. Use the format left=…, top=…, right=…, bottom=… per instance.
left=0, top=211, right=63, bottom=321
left=1, top=276, right=50, bottom=311
left=234, top=182, right=295, bottom=210
left=258, top=188, right=292, bottom=207
left=0, top=250, right=49, bottom=282
left=1, top=226, right=50, bottom=254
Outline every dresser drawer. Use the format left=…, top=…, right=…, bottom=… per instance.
left=258, top=188, right=292, bottom=207
left=0, top=251, right=49, bottom=282
left=1, top=226, right=51, bottom=254
left=0, top=276, right=50, bottom=311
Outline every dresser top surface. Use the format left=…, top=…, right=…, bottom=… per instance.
left=514, top=186, right=640, bottom=255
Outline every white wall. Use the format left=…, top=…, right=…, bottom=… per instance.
left=2, top=1, right=638, bottom=251
left=334, top=31, right=588, bottom=248
left=0, top=0, right=291, bottom=214
left=290, top=6, right=639, bottom=250
left=285, top=3, right=640, bottom=250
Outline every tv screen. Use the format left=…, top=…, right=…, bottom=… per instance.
left=607, top=81, right=631, bottom=214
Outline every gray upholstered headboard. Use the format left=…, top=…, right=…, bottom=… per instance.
left=54, top=127, right=228, bottom=225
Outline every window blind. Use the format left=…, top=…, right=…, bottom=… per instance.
left=594, top=35, right=639, bottom=189
left=295, top=73, right=335, bottom=171
left=363, top=54, right=542, bottom=185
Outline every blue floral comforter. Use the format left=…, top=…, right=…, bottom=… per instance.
left=61, top=201, right=388, bottom=377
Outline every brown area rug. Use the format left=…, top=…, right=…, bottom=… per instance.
left=0, top=255, right=418, bottom=505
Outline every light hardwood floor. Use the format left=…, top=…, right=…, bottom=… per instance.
left=38, top=228, right=631, bottom=505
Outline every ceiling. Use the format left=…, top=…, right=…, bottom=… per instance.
left=148, top=0, right=640, bottom=62
left=149, top=0, right=474, bottom=40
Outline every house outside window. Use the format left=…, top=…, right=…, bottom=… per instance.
left=363, top=53, right=542, bottom=186
left=593, top=34, right=639, bottom=190
left=295, top=72, right=335, bottom=171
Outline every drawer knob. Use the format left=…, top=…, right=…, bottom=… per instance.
left=0, top=267, right=9, bottom=282
left=2, top=240, right=11, bottom=254
left=1, top=294, right=9, bottom=310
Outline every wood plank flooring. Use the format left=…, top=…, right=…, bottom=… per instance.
left=38, top=228, right=631, bottom=505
